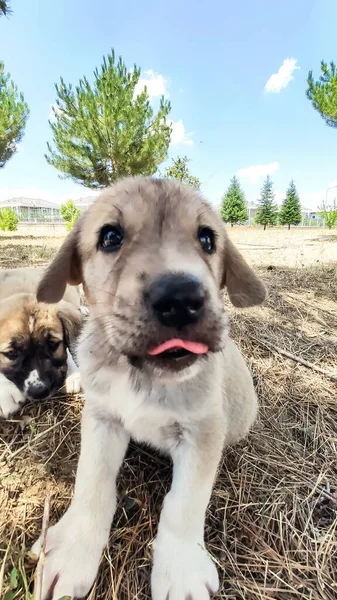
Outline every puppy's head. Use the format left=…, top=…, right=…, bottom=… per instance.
left=0, top=294, right=82, bottom=401
left=37, top=177, right=266, bottom=381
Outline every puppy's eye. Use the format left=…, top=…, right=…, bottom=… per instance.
left=3, top=350, right=18, bottom=360
left=198, top=227, right=216, bottom=254
left=98, top=224, right=124, bottom=252
left=48, top=340, right=60, bottom=352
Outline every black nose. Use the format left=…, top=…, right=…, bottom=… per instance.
left=27, top=383, right=51, bottom=400
left=147, top=273, right=205, bottom=329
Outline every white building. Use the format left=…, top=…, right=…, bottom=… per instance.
left=74, top=196, right=97, bottom=212
left=0, top=197, right=62, bottom=222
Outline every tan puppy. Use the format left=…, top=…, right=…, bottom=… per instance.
left=33, top=177, right=266, bottom=600
left=0, top=267, right=83, bottom=418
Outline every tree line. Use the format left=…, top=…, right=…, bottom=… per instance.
left=1, top=10, right=337, bottom=230
left=220, top=176, right=302, bottom=230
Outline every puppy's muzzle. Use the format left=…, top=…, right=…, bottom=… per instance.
left=26, top=381, right=51, bottom=401
left=146, top=273, right=205, bottom=330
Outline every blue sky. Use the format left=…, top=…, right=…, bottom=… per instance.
left=1, top=0, right=337, bottom=209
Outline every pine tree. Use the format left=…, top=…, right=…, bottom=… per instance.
left=220, top=176, right=248, bottom=226
left=279, top=180, right=302, bottom=229
left=306, top=61, right=337, bottom=128
left=0, top=61, right=29, bottom=168
left=0, top=1, right=12, bottom=17
left=46, top=50, right=172, bottom=188
left=164, top=156, right=201, bottom=189
left=255, top=176, right=278, bottom=230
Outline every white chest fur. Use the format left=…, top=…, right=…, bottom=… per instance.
left=79, top=357, right=218, bottom=453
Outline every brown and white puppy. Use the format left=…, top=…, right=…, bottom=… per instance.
left=0, top=267, right=83, bottom=418
left=32, top=177, right=266, bottom=600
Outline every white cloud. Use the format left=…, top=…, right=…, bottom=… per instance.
left=302, top=186, right=336, bottom=206
left=264, top=58, right=299, bottom=94
left=134, top=70, right=168, bottom=100
left=299, top=182, right=337, bottom=209
left=300, top=190, right=325, bottom=210
left=236, top=161, right=280, bottom=185
left=168, top=119, right=193, bottom=146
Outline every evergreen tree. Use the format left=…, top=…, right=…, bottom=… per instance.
left=255, top=176, right=278, bottom=230
left=46, top=50, right=172, bottom=188
left=164, top=156, right=201, bottom=189
left=220, top=176, right=248, bottom=226
left=0, top=61, right=29, bottom=168
left=279, top=180, right=302, bottom=229
left=0, top=1, right=12, bottom=17
left=306, top=61, right=337, bottom=128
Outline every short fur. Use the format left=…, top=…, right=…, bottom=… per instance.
left=0, top=267, right=83, bottom=418
left=32, top=177, right=266, bottom=600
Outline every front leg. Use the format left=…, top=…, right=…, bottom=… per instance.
left=62, top=348, right=81, bottom=394
left=152, top=417, right=225, bottom=600
left=0, top=373, right=25, bottom=418
left=32, top=402, right=130, bottom=600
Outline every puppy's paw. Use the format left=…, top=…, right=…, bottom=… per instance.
left=80, top=305, right=89, bottom=317
left=151, top=527, right=219, bottom=600
left=0, top=379, right=25, bottom=418
left=32, top=512, right=102, bottom=600
left=63, top=371, right=81, bottom=394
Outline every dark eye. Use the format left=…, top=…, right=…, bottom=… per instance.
left=48, top=340, right=60, bottom=352
left=198, top=227, right=216, bottom=254
left=3, top=350, right=18, bottom=360
left=98, top=224, right=124, bottom=252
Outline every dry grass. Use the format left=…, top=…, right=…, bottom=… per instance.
left=0, top=228, right=337, bottom=599
left=0, top=235, right=63, bottom=269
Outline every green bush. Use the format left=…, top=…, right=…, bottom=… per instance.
left=60, top=199, right=80, bottom=231
left=319, top=200, right=337, bottom=229
left=66, top=213, right=80, bottom=231
left=0, top=207, right=19, bottom=231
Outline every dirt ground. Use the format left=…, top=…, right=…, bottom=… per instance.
left=0, top=226, right=336, bottom=600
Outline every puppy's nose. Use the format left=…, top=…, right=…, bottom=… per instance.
left=26, top=382, right=51, bottom=401
left=147, top=273, right=205, bottom=329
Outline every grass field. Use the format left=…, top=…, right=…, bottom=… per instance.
left=0, top=227, right=336, bottom=600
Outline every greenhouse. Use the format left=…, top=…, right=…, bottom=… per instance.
left=0, top=197, right=63, bottom=222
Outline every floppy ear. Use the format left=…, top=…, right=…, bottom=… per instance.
left=57, top=300, right=83, bottom=348
left=221, top=237, right=267, bottom=308
left=37, top=219, right=83, bottom=304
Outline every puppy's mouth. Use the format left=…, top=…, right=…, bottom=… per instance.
left=146, top=339, right=208, bottom=370
left=25, top=383, right=61, bottom=403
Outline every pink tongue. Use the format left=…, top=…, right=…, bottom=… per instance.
left=148, top=339, right=208, bottom=356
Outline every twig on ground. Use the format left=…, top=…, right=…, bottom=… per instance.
left=0, top=521, right=17, bottom=598
left=285, top=292, right=337, bottom=320
left=34, top=495, right=50, bottom=600
left=8, top=418, right=67, bottom=460
left=254, top=338, right=337, bottom=382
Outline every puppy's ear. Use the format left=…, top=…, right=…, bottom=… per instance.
left=57, top=301, right=83, bottom=348
left=37, top=219, right=83, bottom=304
left=221, top=237, right=267, bottom=307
